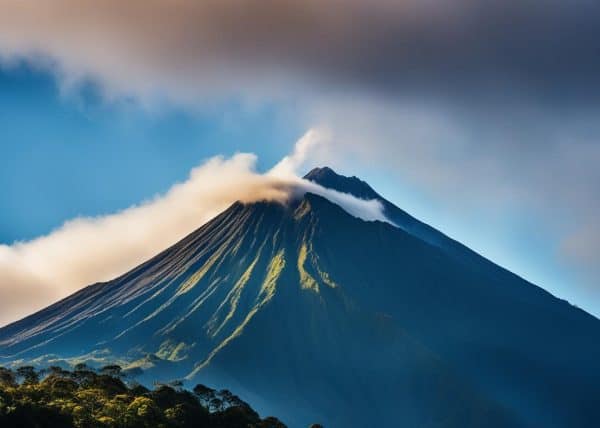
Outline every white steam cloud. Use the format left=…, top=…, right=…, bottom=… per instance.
left=0, top=129, right=390, bottom=327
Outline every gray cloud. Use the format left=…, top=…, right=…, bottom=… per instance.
left=1, top=0, right=599, bottom=103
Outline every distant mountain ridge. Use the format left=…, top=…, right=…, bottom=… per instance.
left=1, top=167, right=599, bottom=427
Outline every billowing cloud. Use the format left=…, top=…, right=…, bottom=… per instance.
left=1, top=0, right=599, bottom=104
left=269, top=128, right=331, bottom=177
left=0, top=129, right=389, bottom=327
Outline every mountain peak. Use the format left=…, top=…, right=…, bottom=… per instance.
left=303, top=166, right=336, bottom=179
left=303, top=166, right=380, bottom=200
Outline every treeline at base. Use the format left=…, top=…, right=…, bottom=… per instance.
left=0, top=364, right=303, bottom=428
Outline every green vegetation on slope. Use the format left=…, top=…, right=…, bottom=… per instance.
left=0, top=365, right=287, bottom=428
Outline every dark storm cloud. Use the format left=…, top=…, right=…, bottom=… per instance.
left=1, top=0, right=599, bottom=101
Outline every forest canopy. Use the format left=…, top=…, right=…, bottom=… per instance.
left=0, top=364, right=289, bottom=428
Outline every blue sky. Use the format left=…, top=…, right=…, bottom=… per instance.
left=0, top=66, right=300, bottom=243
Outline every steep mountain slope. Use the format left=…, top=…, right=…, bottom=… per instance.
left=305, top=166, right=523, bottom=271
left=1, top=169, right=599, bottom=427
left=303, top=168, right=600, bottom=426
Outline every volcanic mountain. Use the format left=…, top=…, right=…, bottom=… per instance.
left=1, top=168, right=599, bottom=427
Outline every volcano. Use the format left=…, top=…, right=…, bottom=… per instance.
left=1, top=167, right=599, bottom=427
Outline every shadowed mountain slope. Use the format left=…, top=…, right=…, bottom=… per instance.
left=1, top=168, right=600, bottom=427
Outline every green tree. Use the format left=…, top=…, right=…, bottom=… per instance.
left=209, top=396, right=224, bottom=413
left=126, top=396, right=162, bottom=427
left=16, top=366, right=39, bottom=385
left=43, top=374, right=78, bottom=398
left=0, top=367, right=16, bottom=387
left=100, top=364, right=123, bottom=378
left=193, top=383, right=215, bottom=409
